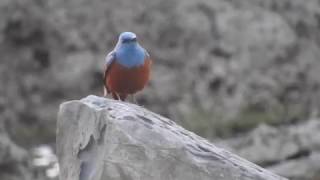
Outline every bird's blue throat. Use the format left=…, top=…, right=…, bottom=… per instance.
left=115, top=43, right=146, bottom=68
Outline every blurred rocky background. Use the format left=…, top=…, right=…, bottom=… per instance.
left=0, top=0, right=320, bottom=179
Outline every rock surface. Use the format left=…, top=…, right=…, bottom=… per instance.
left=57, top=95, right=287, bottom=180
left=217, top=120, right=320, bottom=180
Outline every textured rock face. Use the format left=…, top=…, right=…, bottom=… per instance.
left=217, top=120, right=320, bottom=180
left=57, top=95, right=287, bottom=180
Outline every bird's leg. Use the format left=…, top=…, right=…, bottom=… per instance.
left=116, top=93, right=121, bottom=101
left=103, top=87, right=108, bottom=97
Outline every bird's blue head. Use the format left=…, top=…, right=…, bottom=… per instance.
left=118, top=32, right=137, bottom=44
left=115, top=32, right=146, bottom=68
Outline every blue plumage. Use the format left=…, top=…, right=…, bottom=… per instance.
left=114, top=32, right=146, bottom=68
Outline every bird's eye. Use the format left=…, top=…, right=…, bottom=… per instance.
left=122, top=37, right=137, bottom=43
left=122, top=39, right=130, bottom=43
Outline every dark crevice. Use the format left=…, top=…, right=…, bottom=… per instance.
left=286, top=149, right=311, bottom=160
left=122, top=116, right=136, bottom=121
left=98, top=125, right=106, bottom=144
left=187, top=149, right=222, bottom=162
left=258, top=160, right=281, bottom=167
left=197, top=144, right=212, bottom=153
left=78, top=136, right=95, bottom=158
left=260, top=149, right=311, bottom=167
left=137, top=115, right=155, bottom=125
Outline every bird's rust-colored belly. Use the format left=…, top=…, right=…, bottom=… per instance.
left=106, top=59, right=151, bottom=95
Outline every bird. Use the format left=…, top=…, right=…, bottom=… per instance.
left=103, top=32, right=152, bottom=102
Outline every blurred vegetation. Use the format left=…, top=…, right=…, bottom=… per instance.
left=1, top=0, right=320, bottom=148
left=183, top=101, right=309, bottom=138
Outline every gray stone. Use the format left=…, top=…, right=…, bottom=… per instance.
left=57, top=95, right=287, bottom=180
left=216, top=120, right=320, bottom=179
left=268, top=152, right=320, bottom=180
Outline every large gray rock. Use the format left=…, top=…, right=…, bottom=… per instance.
left=57, top=95, right=287, bottom=180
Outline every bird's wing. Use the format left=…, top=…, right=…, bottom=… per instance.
left=103, top=51, right=116, bottom=94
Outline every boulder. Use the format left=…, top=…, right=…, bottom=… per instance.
left=57, top=95, right=287, bottom=180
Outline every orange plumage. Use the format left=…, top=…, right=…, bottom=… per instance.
left=104, top=58, right=152, bottom=101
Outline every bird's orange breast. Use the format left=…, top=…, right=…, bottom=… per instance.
left=106, top=59, right=151, bottom=95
